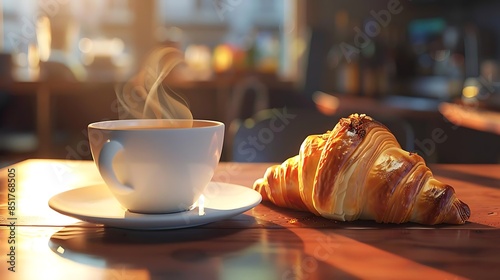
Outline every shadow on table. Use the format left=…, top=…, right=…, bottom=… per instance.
left=254, top=201, right=494, bottom=230
left=48, top=219, right=360, bottom=279
left=432, top=166, right=500, bottom=190
left=254, top=201, right=499, bottom=279
left=335, top=227, right=500, bottom=279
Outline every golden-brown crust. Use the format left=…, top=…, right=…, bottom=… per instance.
left=253, top=114, right=471, bottom=225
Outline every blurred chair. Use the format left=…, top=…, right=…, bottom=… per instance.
left=228, top=76, right=269, bottom=121
left=230, top=107, right=340, bottom=162
left=39, top=61, right=78, bottom=81
left=39, top=49, right=88, bottom=82
left=225, top=76, right=269, bottom=160
left=230, top=108, right=415, bottom=162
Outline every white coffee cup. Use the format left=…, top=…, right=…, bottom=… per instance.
left=88, top=119, right=224, bottom=214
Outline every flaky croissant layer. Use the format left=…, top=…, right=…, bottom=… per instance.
left=253, top=114, right=470, bottom=225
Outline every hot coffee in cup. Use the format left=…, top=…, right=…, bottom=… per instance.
left=88, top=119, right=224, bottom=214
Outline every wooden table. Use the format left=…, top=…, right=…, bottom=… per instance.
left=0, top=159, right=499, bottom=279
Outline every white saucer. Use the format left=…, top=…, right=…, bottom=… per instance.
left=49, top=182, right=262, bottom=230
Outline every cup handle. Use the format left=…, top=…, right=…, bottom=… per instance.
left=98, top=140, right=133, bottom=194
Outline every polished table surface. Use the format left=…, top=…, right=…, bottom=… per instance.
left=0, top=159, right=499, bottom=279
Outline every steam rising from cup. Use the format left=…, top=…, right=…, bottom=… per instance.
left=115, top=47, right=193, bottom=121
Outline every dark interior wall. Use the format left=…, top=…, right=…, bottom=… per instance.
left=303, top=0, right=500, bottom=96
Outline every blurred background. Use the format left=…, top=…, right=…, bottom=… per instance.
left=0, top=0, right=499, bottom=167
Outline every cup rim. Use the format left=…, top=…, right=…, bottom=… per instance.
left=88, top=119, right=224, bottom=131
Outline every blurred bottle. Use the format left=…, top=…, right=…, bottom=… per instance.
left=254, top=31, right=280, bottom=74
left=328, top=10, right=360, bottom=96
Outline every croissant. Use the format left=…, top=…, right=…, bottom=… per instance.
left=253, top=114, right=470, bottom=225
